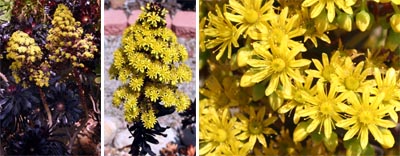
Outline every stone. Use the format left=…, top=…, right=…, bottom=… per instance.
left=179, top=125, right=196, bottom=146
left=104, top=10, right=128, bottom=35
left=113, top=128, right=134, bottom=149
left=104, top=116, right=120, bottom=145
left=110, top=0, right=126, bottom=9
left=128, top=10, right=172, bottom=29
left=172, top=11, right=196, bottom=38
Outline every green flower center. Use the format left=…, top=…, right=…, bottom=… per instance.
left=245, top=10, right=259, bottom=24
left=215, top=128, right=228, bottom=142
left=294, top=91, right=305, bottom=104
left=320, top=101, right=334, bottom=116
left=359, top=111, right=374, bottom=125
left=322, top=66, right=334, bottom=81
left=220, top=29, right=232, bottom=38
left=271, top=58, right=286, bottom=72
left=344, top=76, right=360, bottom=91
left=248, top=121, right=263, bottom=135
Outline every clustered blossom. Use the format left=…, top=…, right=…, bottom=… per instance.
left=110, top=3, right=192, bottom=129
left=6, top=31, right=50, bottom=87
left=46, top=4, right=97, bottom=68
left=200, top=0, right=400, bottom=155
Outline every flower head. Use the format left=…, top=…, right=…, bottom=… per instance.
left=297, top=82, right=345, bottom=138
left=240, top=41, right=311, bottom=96
left=302, top=0, right=354, bottom=22
left=337, top=89, right=397, bottom=149
left=200, top=107, right=240, bottom=155
left=204, top=5, right=240, bottom=60
left=235, top=106, right=277, bottom=148
left=224, top=0, right=274, bottom=36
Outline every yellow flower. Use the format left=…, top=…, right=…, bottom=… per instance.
left=331, top=58, right=373, bottom=101
left=278, top=75, right=316, bottom=124
left=306, top=52, right=342, bottom=82
left=297, top=82, right=345, bottom=138
left=301, top=8, right=333, bottom=47
left=235, top=106, right=277, bottom=148
left=141, top=109, right=157, bottom=129
left=224, top=0, right=274, bottom=36
left=302, top=0, right=353, bottom=22
left=220, top=140, right=251, bottom=155
left=201, top=75, right=249, bottom=108
left=336, top=90, right=397, bottom=149
left=204, top=5, right=239, bottom=60
left=200, top=108, right=240, bottom=155
left=248, top=7, right=306, bottom=51
left=199, top=17, right=206, bottom=52
left=372, top=68, right=400, bottom=120
left=240, top=41, right=311, bottom=96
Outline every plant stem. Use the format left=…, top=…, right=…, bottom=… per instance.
left=68, top=117, right=88, bottom=154
left=0, top=72, right=9, bottom=84
left=39, top=88, right=53, bottom=127
left=73, top=68, right=89, bottom=118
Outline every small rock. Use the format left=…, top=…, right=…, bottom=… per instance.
left=104, top=117, right=120, bottom=145
left=113, top=128, right=134, bottom=149
left=179, top=125, right=196, bottom=146
left=110, top=0, right=126, bottom=9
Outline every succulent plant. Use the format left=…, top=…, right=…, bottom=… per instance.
left=110, top=2, right=192, bottom=129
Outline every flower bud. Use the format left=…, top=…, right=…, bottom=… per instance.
left=314, top=11, right=329, bottom=33
left=356, top=10, right=371, bottom=32
left=336, top=13, right=353, bottom=32
left=237, top=46, right=252, bottom=67
left=390, top=14, right=400, bottom=33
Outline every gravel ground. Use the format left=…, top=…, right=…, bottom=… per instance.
left=104, top=35, right=196, bottom=155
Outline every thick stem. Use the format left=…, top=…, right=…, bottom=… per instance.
left=39, top=88, right=53, bottom=127
left=73, top=68, right=89, bottom=118
left=68, top=117, right=88, bottom=154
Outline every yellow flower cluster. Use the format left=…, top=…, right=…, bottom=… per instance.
left=110, top=3, right=192, bottom=129
left=137, top=3, right=168, bottom=29
left=6, top=31, right=49, bottom=87
left=201, top=0, right=400, bottom=155
left=46, top=4, right=97, bottom=68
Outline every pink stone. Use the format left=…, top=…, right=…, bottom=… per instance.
left=104, top=10, right=128, bottom=35
left=172, top=11, right=196, bottom=38
left=128, top=10, right=171, bottom=29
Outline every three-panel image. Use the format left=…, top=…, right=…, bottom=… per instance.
left=1, top=0, right=400, bottom=155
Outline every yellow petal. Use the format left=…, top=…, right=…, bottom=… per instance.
left=200, top=143, right=214, bottom=155
left=257, top=134, right=267, bottom=147
left=326, top=1, right=335, bottom=22
left=293, top=121, right=310, bottom=142
left=380, top=128, right=395, bottom=148
left=290, top=59, right=311, bottom=68
left=368, top=124, right=383, bottom=144
left=324, top=119, right=333, bottom=139
left=310, top=2, right=325, bottom=18
left=342, top=123, right=359, bottom=140
left=360, top=126, right=369, bottom=149
left=265, top=75, right=279, bottom=96
left=306, top=119, right=321, bottom=133
left=240, top=71, right=257, bottom=87
left=302, top=0, right=318, bottom=7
